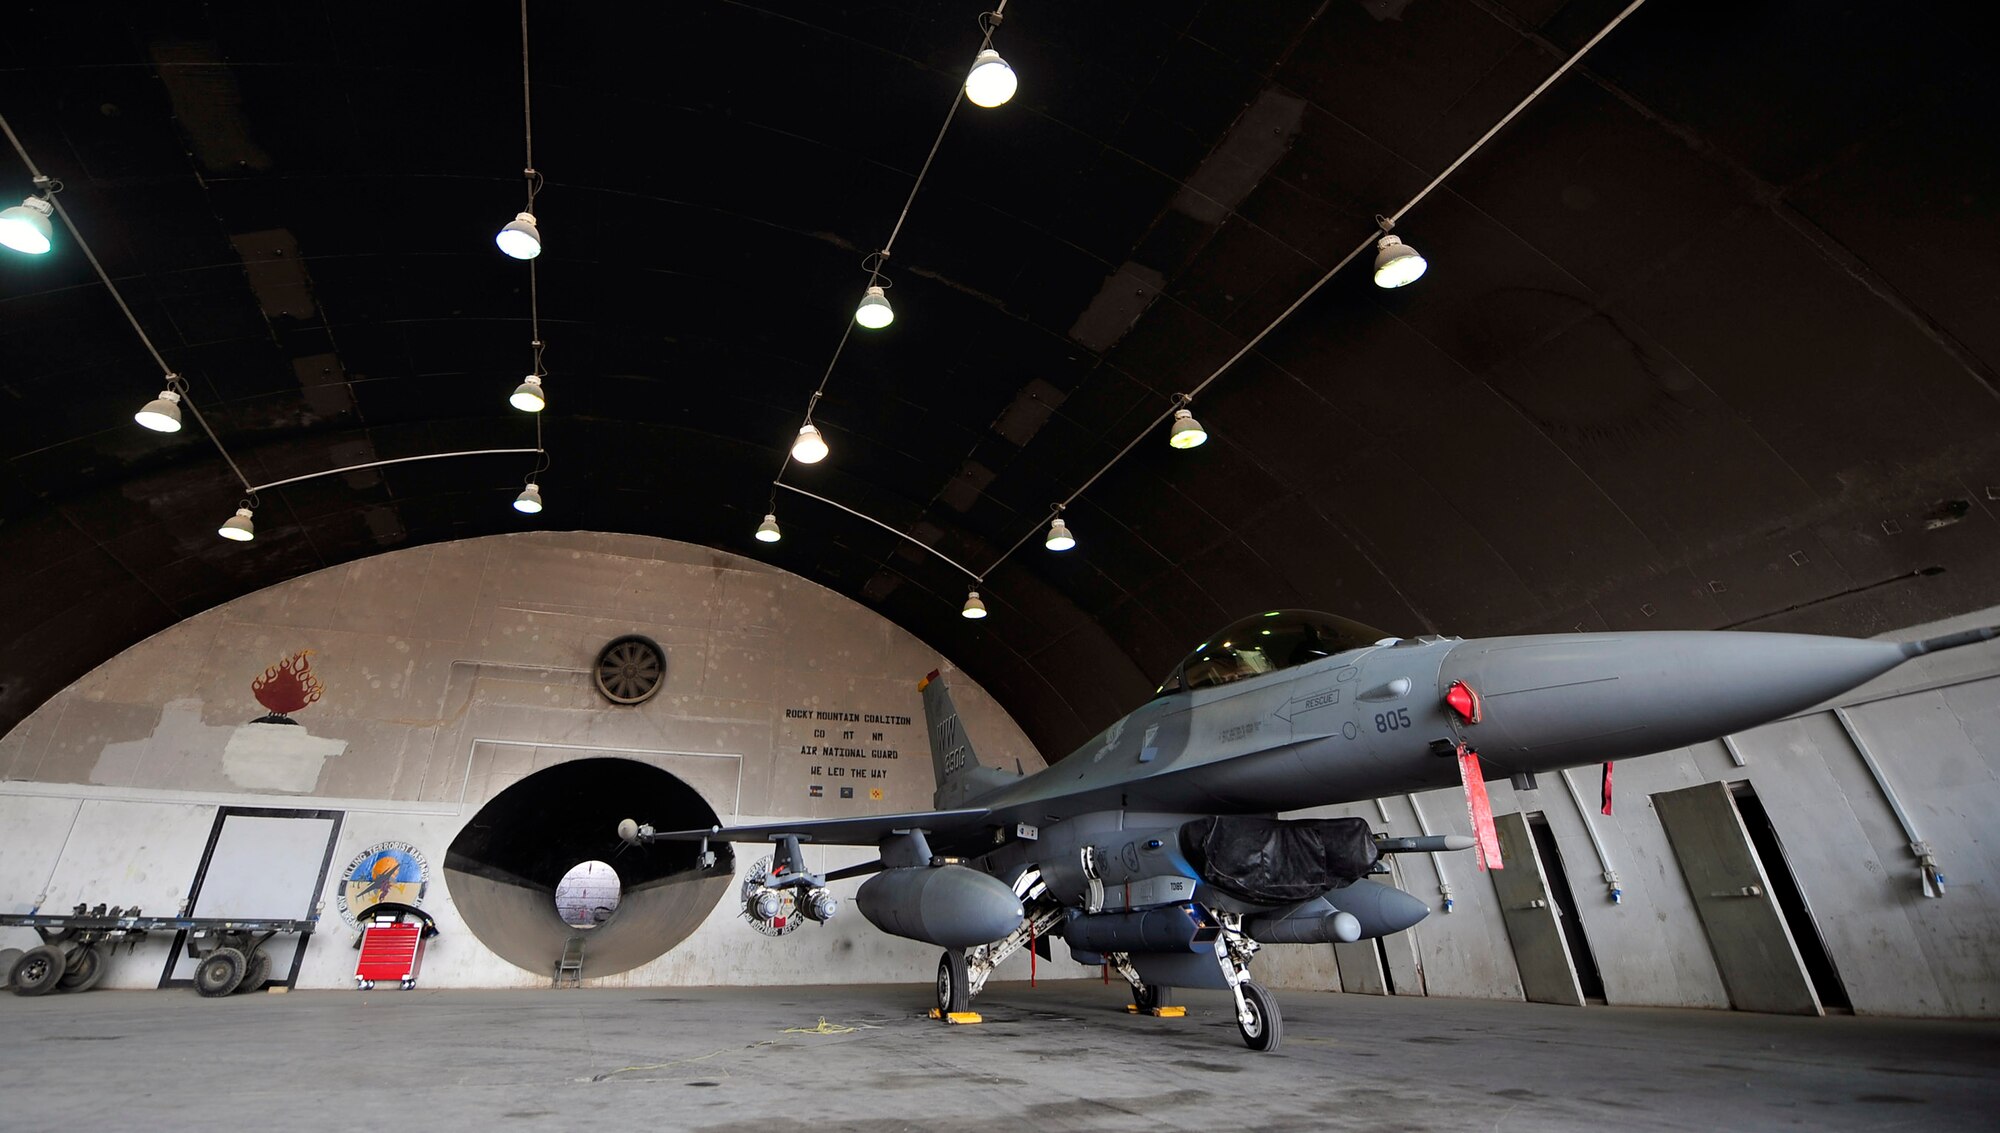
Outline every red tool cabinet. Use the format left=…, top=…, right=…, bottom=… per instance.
left=354, top=908, right=433, bottom=990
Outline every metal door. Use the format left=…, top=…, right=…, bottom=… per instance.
left=1653, top=781, right=1821, bottom=1015
left=1489, top=811, right=1585, bottom=1006
left=1333, top=940, right=1387, bottom=994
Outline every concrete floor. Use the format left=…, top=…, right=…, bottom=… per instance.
left=4, top=982, right=1996, bottom=1131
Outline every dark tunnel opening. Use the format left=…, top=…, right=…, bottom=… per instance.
left=444, top=758, right=736, bottom=978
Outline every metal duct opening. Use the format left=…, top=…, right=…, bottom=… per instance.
left=444, top=758, right=734, bottom=978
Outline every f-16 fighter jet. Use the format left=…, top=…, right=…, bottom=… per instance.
left=621, top=610, right=1994, bottom=1050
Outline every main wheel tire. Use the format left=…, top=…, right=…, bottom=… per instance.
left=237, top=951, right=272, bottom=993
left=936, top=950, right=970, bottom=1015
left=195, top=947, right=247, bottom=998
left=11, top=945, right=67, bottom=996
left=1133, top=982, right=1174, bottom=1012
left=0, top=947, right=22, bottom=989
left=57, top=944, right=105, bottom=992
left=1237, top=979, right=1282, bottom=1052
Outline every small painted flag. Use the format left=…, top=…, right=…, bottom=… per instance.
left=839, top=786, right=854, bottom=799
left=808, top=784, right=823, bottom=798
left=870, top=788, right=884, bottom=801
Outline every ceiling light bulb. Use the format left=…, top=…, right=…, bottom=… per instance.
left=496, top=211, right=542, bottom=259
left=134, top=389, right=184, bottom=433
left=961, top=589, right=988, bottom=619
left=218, top=507, right=256, bottom=542
left=791, top=423, right=829, bottom=464
left=509, top=375, right=546, bottom=413
left=964, top=49, right=1018, bottom=107
left=855, top=285, right=894, bottom=329
left=1045, top=518, right=1075, bottom=551
left=0, top=196, right=54, bottom=255
left=1372, top=234, right=1427, bottom=288
left=755, top=513, right=782, bottom=543
left=1168, top=408, right=1208, bottom=449
left=513, top=483, right=543, bottom=514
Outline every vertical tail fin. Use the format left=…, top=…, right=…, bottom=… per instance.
left=919, top=669, right=1020, bottom=809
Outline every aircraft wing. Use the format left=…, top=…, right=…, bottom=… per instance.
left=640, top=807, right=993, bottom=847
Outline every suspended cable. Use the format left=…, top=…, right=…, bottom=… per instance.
left=764, top=3, right=1015, bottom=524
left=978, top=0, right=1654, bottom=583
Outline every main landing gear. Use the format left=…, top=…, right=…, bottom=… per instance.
left=1108, top=913, right=1281, bottom=1051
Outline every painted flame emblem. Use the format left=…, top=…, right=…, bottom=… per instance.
left=252, top=649, right=325, bottom=718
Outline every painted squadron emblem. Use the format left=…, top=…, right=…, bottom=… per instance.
left=337, top=841, right=430, bottom=928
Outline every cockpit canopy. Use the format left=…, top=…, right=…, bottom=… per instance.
left=1159, top=610, right=1392, bottom=694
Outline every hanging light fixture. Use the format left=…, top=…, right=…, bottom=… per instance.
left=855, top=285, right=894, bottom=329
left=134, top=388, right=184, bottom=433
left=791, top=424, right=829, bottom=464
left=755, top=513, right=782, bottom=543
left=0, top=195, right=53, bottom=255
left=496, top=211, right=542, bottom=260
left=1045, top=516, right=1075, bottom=551
left=513, top=482, right=544, bottom=513
left=1168, top=407, right=1208, bottom=449
left=217, top=506, right=256, bottom=542
left=961, top=588, right=988, bottom=619
left=964, top=48, right=1017, bottom=108
left=1372, top=234, right=1427, bottom=288
left=509, top=375, right=546, bottom=412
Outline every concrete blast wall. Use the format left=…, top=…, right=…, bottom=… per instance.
left=1296, top=608, right=2000, bottom=1017
left=5, top=530, right=1996, bottom=1015
left=0, top=532, right=1068, bottom=989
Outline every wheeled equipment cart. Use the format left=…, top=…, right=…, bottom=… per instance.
left=2, top=903, right=317, bottom=997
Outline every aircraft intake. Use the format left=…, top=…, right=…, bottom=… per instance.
left=1061, top=902, right=1222, bottom=955
left=1179, top=815, right=1380, bottom=904
left=855, top=864, right=1024, bottom=949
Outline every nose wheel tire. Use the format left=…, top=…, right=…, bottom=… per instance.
left=936, top=950, right=970, bottom=1015
left=1237, top=980, right=1282, bottom=1052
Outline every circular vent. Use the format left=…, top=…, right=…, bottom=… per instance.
left=594, top=634, right=666, bottom=705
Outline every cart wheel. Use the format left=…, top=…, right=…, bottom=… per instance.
left=0, top=947, right=21, bottom=989
left=400, top=978, right=414, bottom=990
left=236, top=951, right=271, bottom=993
left=360, top=979, right=375, bottom=991
left=11, top=945, right=67, bottom=996
left=195, top=947, right=247, bottom=998
left=57, top=944, right=105, bottom=992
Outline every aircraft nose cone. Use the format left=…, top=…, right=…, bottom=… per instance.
left=1440, top=631, right=1910, bottom=770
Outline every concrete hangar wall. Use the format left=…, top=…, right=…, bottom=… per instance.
left=2, top=527, right=1996, bottom=1015
left=1306, top=609, right=2000, bottom=1019
left=0, top=530, right=1065, bottom=989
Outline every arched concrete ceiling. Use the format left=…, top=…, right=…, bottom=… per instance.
left=3, top=1, right=1996, bottom=759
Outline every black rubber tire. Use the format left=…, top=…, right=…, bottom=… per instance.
left=0, top=947, right=22, bottom=989
left=236, top=950, right=271, bottom=993
left=936, top=950, right=970, bottom=1015
left=1237, top=979, right=1282, bottom=1052
left=11, top=945, right=67, bottom=996
left=58, top=944, right=105, bottom=992
left=1134, top=982, right=1174, bottom=1012
left=195, top=947, right=247, bottom=998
